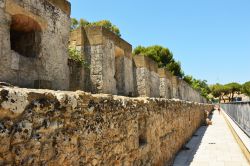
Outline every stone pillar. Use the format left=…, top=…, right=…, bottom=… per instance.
left=149, top=60, right=160, bottom=97
left=171, top=76, right=181, bottom=99
left=82, top=27, right=117, bottom=94
left=133, top=55, right=151, bottom=97
left=133, top=55, right=160, bottom=97
left=114, top=48, right=134, bottom=96
left=123, top=52, right=134, bottom=96
left=158, top=68, right=172, bottom=98
left=79, top=26, right=135, bottom=96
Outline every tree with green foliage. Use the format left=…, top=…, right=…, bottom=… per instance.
left=224, top=82, right=242, bottom=102
left=133, top=45, right=184, bottom=78
left=166, top=60, right=184, bottom=78
left=71, top=18, right=79, bottom=30
left=209, top=82, right=244, bottom=103
left=210, top=84, right=229, bottom=103
left=70, top=18, right=121, bottom=36
left=133, top=45, right=173, bottom=67
left=79, top=18, right=90, bottom=27
left=184, top=75, right=210, bottom=99
left=183, top=75, right=194, bottom=85
left=92, top=20, right=121, bottom=37
left=242, top=81, right=250, bottom=96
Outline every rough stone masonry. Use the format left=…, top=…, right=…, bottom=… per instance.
left=0, top=0, right=214, bottom=165
left=0, top=86, right=213, bottom=165
left=0, top=0, right=71, bottom=90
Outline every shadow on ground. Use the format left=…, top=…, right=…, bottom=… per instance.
left=172, top=111, right=215, bottom=166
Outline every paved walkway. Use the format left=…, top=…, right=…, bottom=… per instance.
left=173, top=110, right=249, bottom=166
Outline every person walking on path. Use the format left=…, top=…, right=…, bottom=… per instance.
left=215, top=105, right=221, bottom=114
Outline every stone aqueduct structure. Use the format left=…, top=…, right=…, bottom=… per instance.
left=0, top=0, right=213, bottom=165
left=0, top=0, right=205, bottom=102
left=69, top=27, right=207, bottom=103
left=0, top=0, right=207, bottom=103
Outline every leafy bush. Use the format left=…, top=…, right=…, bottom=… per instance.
left=242, top=81, right=250, bottom=96
left=133, top=45, right=184, bottom=78
left=68, top=47, right=89, bottom=68
left=71, top=18, right=121, bottom=37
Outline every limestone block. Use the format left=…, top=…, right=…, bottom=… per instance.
left=88, top=35, right=103, bottom=45
left=90, top=45, right=103, bottom=54
left=0, top=0, right=4, bottom=8
left=91, top=61, right=103, bottom=75
left=159, top=78, right=167, bottom=98
left=91, top=75, right=103, bottom=92
left=123, top=56, right=134, bottom=96
left=136, top=68, right=151, bottom=97
left=150, top=71, right=160, bottom=97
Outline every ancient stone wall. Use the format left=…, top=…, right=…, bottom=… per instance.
left=0, top=86, right=213, bottom=165
left=69, top=27, right=134, bottom=96
left=0, top=0, right=71, bottom=90
left=69, top=28, right=207, bottom=102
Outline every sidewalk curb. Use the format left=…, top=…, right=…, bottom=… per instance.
left=222, top=111, right=250, bottom=164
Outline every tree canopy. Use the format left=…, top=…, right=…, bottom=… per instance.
left=209, top=83, right=230, bottom=102
left=184, top=75, right=210, bottom=99
left=209, top=82, right=250, bottom=103
left=224, top=82, right=242, bottom=100
left=70, top=18, right=121, bottom=37
left=242, top=81, right=250, bottom=96
left=133, top=45, right=184, bottom=78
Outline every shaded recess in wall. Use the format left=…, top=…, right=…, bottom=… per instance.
left=10, top=14, right=41, bottom=58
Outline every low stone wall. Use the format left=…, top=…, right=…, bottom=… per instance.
left=0, top=86, right=213, bottom=165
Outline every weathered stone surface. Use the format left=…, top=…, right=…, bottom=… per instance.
left=0, top=0, right=5, bottom=8
left=0, top=86, right=213, bottom=165
left=69, top=27, right=135, bottom=96
left=135, top=68, right=151, bottom=97
left=47, top=0, right=71, bottom=16
left=159, top=77, right=172, bottom=98
left=0, top=0, right=70, bottom=90
left=134, top=55, right=160, bottom=97
left=150, top=71, right=160, bottom=97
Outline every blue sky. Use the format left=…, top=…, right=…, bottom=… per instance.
left=69, top=0, right=250, bottom=85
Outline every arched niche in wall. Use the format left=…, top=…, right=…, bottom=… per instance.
left=10, top=14, right=42, bottom=58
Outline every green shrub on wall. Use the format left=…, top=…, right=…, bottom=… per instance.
left=71, top=18, right=121, bottom=37
left=68, top=47, right=89, bottom=68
